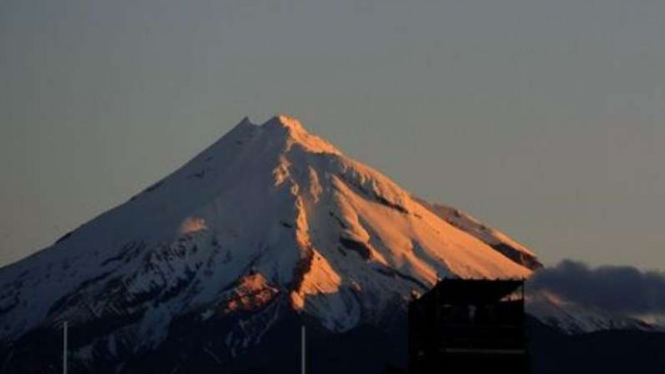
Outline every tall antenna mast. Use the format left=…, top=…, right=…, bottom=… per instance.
left=63, top=321, right=68, bottom=374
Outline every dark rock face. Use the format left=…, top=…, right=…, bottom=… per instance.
left=339, top=238, right=372, bottom=260
left=490, top=243, right=543, bottom=271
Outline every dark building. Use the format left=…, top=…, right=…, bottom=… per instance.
left=408, top=279, right=529, bottom=373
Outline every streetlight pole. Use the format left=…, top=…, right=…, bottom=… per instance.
left=301, top=325, right=306, bottom=374
left=63, top=321, right=68, bottom=374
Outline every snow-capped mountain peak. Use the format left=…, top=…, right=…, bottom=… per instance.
left=0, top=115, right=540, bottom=366
left=265, top=114, right=306, bottom=133
left=238, top=115, right=342, bottom=156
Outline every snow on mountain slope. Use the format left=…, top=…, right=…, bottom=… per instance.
left=526, top=290, right=655, bottom=334
left=0, top=115, right=533, bottom=353
left=415, top=200, right=542, bottom=270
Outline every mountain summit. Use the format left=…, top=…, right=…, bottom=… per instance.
left=0, top=115, right=541, bottom=372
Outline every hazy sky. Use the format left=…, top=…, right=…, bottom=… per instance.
left=1, top=0, right=664, bottom=269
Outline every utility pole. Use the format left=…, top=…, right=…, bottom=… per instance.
left=301, top=325, right=306, bottom=374
left=63, top=321, right=68, bottom=374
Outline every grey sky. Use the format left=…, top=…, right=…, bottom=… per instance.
left=1, top=0, right=664, bottom=269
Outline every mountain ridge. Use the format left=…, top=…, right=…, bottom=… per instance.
left=1, top=115, right=641, bottom=373
left=0, top=116, right=530, bottom=339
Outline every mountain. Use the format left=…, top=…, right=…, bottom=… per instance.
left=525, top=289, right=655, bottom=334
left=414, top=199, right=542, bottom=270
left=0, top=115, right=651, bottom=373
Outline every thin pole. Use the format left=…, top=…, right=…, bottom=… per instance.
left=63, top=321, right=68, bottom=374
left=301, top=325, right=306, bottom=374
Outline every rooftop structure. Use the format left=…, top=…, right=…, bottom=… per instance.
left=408, top=279, right=529, bottom=373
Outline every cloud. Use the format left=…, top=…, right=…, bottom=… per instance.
left=528, top=260, right=665, bottom=314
